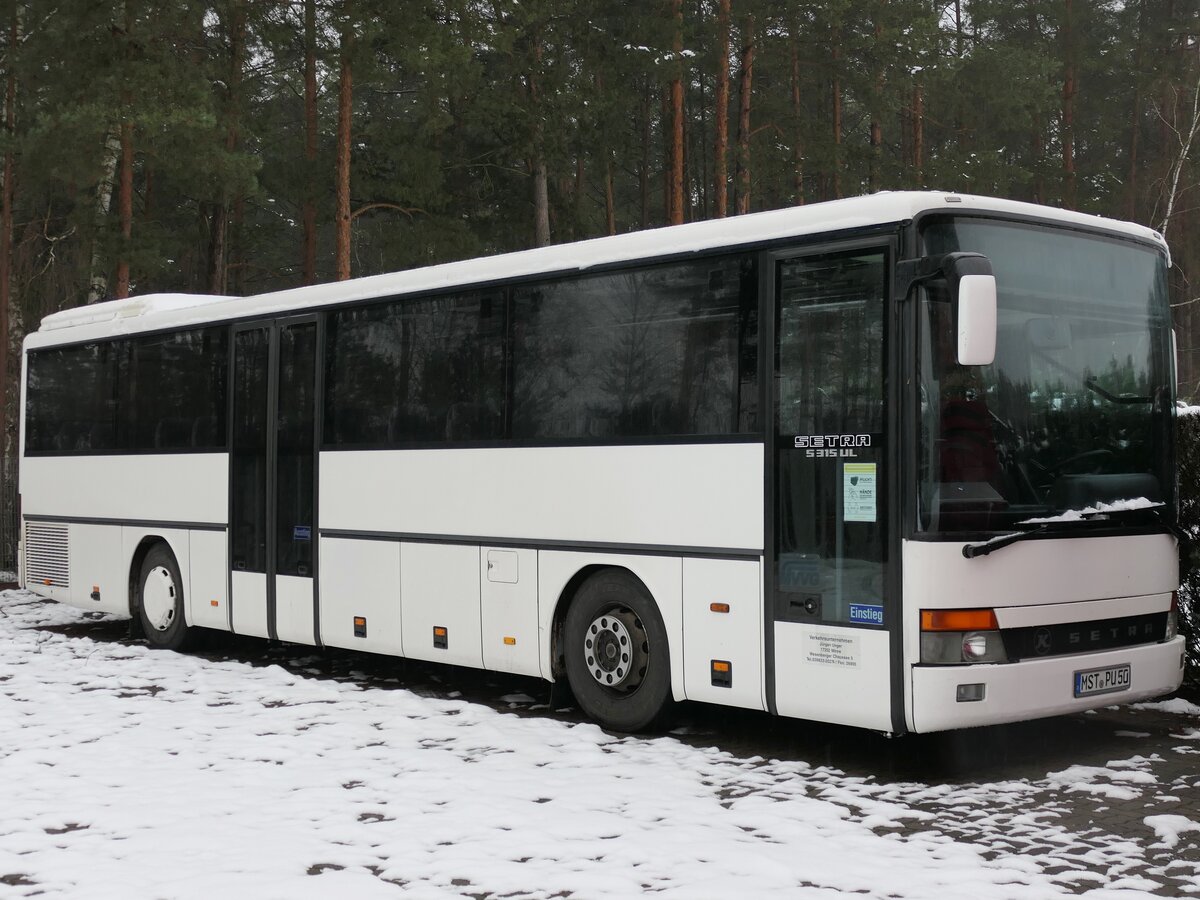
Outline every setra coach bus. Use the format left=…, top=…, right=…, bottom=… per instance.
left=17, top=192, right=1185, bottom=733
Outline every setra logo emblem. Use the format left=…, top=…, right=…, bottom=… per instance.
left=1034, top=628, right=1052, bottom=656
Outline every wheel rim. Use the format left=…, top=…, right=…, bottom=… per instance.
left=142, top=566, right=177, bottom=632
left=582, top=608, right=648, bottom=692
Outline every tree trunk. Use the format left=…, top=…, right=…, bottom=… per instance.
left=115, top=2, right=134, bottom=300
left=228, top=0, right=245, bottom=294
left=334, top=18, right=353, bottom=281
left=639, top=80, right=650, bottom=228
left=207, top=204, right=226, bottom=295
left=955, top=0, right=964, bottom=59
left=528, top=31, right=550, bottom=247
left=832, top=40, right=842, bottom=200
left=1028, top=2, right=1044, bottom=203
left=605, top=153, right=616, bottom=235
left=302, top=0, right=318, bottom=285
left=713, top=0, right=730, bottom=218
left=913, top=81, right=924, bottom=187
left=790, top=21, right=804, bottom=204
left=668, top=0, right=684, bottom=225
left=115, top=118, right=133, bottom=299
left=1127, top=0, right=1146, bottom=220
left=734, top=15, right=755, bottom=215
left=0, top=7, right=15, bottom=458
left=87, top=132, right=121, bottom=304
left=531, top=158, right=550, bottom=246
left=869, top=11, right=884, bottom=192
left=662, top=88, right=671, bottom=220
left=208, top=1, right=244, bottom=295
left=1061, top=0, right=1077, bottom=209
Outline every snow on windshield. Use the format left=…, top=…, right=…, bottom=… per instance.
left=1020, top=496, right=1163, bottom=525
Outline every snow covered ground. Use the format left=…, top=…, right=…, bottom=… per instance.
left=2, top=590, right=1198, bottom=899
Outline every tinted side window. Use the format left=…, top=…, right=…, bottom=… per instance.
left=126, top=327, right=229, bottom=451
left=25, top=342, right=122, bottom=453
left=25, top=326, right=228, bottom=455
left=511, top=256, right=758, bottom=439
left=324, top=291, right=505, bottom=446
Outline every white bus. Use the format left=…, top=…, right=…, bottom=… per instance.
left=18, top=192, right=1185, bottom=733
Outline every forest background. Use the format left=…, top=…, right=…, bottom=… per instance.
left=0, top=0, right=1199, bottom=456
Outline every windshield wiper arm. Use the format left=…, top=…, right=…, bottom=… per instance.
left=963, top=503, right=1181, bottom=559
left=1084, top=377, right=1153, bottom=404
left=962, top=525, right=1051, bottom=559
left=1088, top=503, right=1185, bottom=540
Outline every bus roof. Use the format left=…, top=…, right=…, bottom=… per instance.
left=29, top=191, right=1168, bottom=348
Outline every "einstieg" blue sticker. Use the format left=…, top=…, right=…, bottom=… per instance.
left=848, top=603, right=884, bottom=626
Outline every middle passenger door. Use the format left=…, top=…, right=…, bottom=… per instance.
left=229, top=316, right=319, bottom=644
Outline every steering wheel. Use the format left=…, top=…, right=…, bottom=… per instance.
left=1042, top=447, right=1114, bottom=476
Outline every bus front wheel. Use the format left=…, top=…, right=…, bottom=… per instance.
left=563, top=569, right=672, bottom=733
left=137, top=544, right=193, bottom=652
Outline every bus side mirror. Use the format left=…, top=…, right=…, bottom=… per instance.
left=944, top=252, right=997, bottom=366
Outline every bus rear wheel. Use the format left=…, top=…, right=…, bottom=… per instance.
left=137, top=544, right=193, bottom=652
left=563, top=570, right=672, bottom=733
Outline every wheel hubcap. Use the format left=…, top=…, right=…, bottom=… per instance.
left=142, top=566, right=177, bottom=632
left=583, top=609, right=647, bottom=690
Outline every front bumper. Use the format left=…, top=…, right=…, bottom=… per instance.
left=909, top=636, right=1186, bottom=733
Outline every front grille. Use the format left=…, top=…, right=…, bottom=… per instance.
left=1002, top=612, right=1167, bottom=661
left=24, top=522, right=69, bottom=588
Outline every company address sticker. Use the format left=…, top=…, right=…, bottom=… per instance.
left=803, top=629, right=860, bottom=669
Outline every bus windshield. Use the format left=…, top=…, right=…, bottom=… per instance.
left=917, top=217, right=1174, bottom=536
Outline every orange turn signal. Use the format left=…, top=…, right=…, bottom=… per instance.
left=710, top=602, right=730, bottom=614
left=920, top=608, right=999, bottom=632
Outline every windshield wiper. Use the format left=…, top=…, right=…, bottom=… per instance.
left=962, top=524, right=1053, bottom=558
left=1084, top=377, right=1153, bottom=404
left=962, top=503, right=1179, bottom=559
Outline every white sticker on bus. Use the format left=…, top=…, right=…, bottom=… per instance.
left=802, top=629, right=861, bottom=669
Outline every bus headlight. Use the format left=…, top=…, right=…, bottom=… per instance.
left=962, top=632, right=990, bottom=659
left=921, top=630, right=1008, bottom=664
left=920, top=608, right=1008, bottom=664
left=1166, top=591, right=1179, bottom=641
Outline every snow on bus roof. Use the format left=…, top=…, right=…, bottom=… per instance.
left=31, top=191, right=1167, bottom=345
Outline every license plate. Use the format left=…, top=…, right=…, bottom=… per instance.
left=1073, top=663, right=1131, bottom=698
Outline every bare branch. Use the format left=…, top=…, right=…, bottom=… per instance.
left=350, top=202, right=426, bottom=221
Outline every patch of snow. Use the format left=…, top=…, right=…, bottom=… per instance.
left=1134, top=698, right=1200, bottom=716
left=1145, top=814, right=1200, bottom=848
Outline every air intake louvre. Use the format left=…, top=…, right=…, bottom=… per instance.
left=25, top=522, right=69, bottom=588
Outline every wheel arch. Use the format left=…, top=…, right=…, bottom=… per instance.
left=126, top=533, right=187, bottom=631
left=541, top=553, right=685, bottom=702
left=548, top=563, right=610, bottom=680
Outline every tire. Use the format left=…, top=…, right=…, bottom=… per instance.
left=563, top=569, right=672, bottom=733
left=137, top=544, right=193, bottom=651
